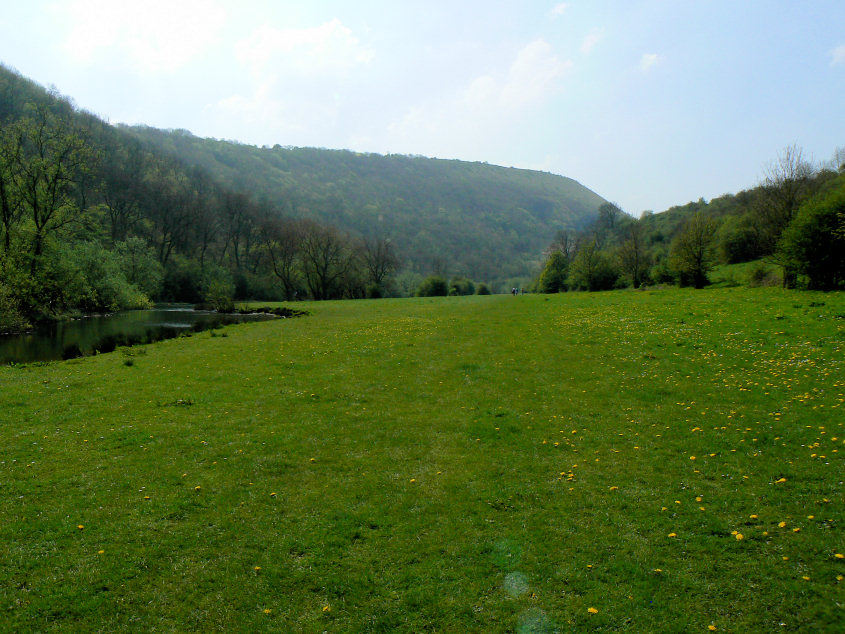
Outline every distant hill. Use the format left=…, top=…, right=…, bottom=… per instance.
left=122, top=126, right=606, bottom=280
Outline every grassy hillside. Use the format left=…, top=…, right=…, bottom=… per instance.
left=2, top=289, right=843, bottom=631
left=124, top=126, right=606, bottom=279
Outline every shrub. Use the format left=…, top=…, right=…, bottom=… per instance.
left=778, top=182, right=845, bottom=290
left=416, top=275, right=448, bottom=297
left=537, top=251, right=569, bottom=293
left=476, top=283, right=491, bottom=295
left=449, top=277, right=475, bottom=296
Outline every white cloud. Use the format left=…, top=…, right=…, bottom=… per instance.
left=55, top=0, right=226, bottom=73
left=640, top=53, right=660, bottom=71
left=550, top=3, right=569, bottom=17
left=831, top=44, right=845, bottom=67
left=236, top=19, right=374, bottom=76
left=580, top=29, right=604, bottom=54
left=389, top=40, right=571, bottom=154
left=204, top=19, right=374, bottom=144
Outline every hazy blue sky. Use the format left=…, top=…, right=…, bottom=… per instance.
left=2, top=1, right=843, bottom=213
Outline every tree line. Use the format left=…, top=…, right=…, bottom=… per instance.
left=534, top=145, right=845, bottom=293
left=0, top=86, right=400, bottom=333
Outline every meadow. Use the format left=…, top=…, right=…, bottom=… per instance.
left=1, top=288, right=843, bottom=632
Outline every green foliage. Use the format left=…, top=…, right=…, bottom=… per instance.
left=537, top=251, right=569, bottom=293
left=718, top=214, right=765, bottom=264
left=475, top=282, right=491, bottom=295
left=201, top=264, right=236, bottom=312
left=448, top=276, right=475, bottom=296
left=64, top=241, right=151, bottom=312
left=123, top=125, right=606, bottom=284
left=670, top=213, right=718, bottom=288
left=778, top=179, right=845, bottom=290
left=567, top=240, right=619, bottom=291
left=0, top=279, right=29, bottom=332
left=115, top=237, right=163, bottom=297
left=415, top=275, right=448, bottom=297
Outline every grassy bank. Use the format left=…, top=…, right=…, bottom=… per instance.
left=1, top=289, right=843, bottom=632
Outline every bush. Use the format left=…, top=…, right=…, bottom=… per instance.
left=778, top=182, right=845, bottom=290
left=449, top=277, right=475, bottom=296
left=416, top=275, right=448, bottom=297
left=115, top=237, right=163, bottom=298
left=65, top=242, right=151, bottom=312
left=537, top=251, right=569, bottom=293
left=201, top=264, right=236, bottom=312
left=476, top=283, right=491, bottom=295
left=0, top=280, right=29, bottom=333
left=747, top=262, right=780, bottom=287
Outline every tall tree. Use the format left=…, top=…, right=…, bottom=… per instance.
left=262, top=217, right=303, bottom=300
left=755, top=144, right=815, bottom=254
left=0, top=106, right=96, bottom=268
left=361, top=235, right=400, bottom=293
left=299, top=220, right=351, bottom=300
left=618, top=220, right=651, bottom=288
left=670, top=213, right=717, bottom=288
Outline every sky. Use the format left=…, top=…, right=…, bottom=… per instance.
left=1, top=0, right=843, bottom=213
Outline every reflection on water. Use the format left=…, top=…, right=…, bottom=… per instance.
left=0, top=305, right=276, bottom=364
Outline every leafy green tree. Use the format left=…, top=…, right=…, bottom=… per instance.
left=476, top=282, right=491, bottom=295
left=778, top=181, right=845, bottom=290
left=0, top=106, right=97, bottom=267
left=115, top=237, right=163, bottom=298
left=670, top=213, right=717, bottom=288
left=537, top=250, right=569, bottom=293
left=567, top=240, right=619, bottom=291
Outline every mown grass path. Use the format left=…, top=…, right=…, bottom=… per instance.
left=1, top=289, right=843, bottom=632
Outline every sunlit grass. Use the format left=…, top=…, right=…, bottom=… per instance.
left=1, top=288, right=843, bottom=631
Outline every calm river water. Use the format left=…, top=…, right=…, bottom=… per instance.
left=0, top=305, right=276, bottom=364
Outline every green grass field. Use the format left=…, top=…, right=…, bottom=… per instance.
left=2, top=289, right=843, bottom=632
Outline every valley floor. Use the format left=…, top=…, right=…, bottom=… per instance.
left=1, top=288, right=843, bottom=632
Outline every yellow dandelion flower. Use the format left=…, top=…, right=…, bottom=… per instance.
left=587, top=607, right=598, bottom=614
left=792, top=527, right=801, bottom=533
left=782, top=556, right=789, bottom=561
left=322, top=605, right=331, bottom=612
left=778, top=521, right=787, bottom=528
left=77, top=524, right=84, bottom=530
left=802, top=576, right=810, bottom=581
left=695, top=496, right=702, bottom=502
left=97, top=549, right=104, bottom=554
left=750, top=514, right=758, bottom=519
left=410, top=478, right=416, bottom=483
left=835, top=553, right=844, bottom=559
left=270, top=492, right=277, bottom=497
left=254, top=566, right=261, bottom=572
left=194, top=486, right=201, bottom=492
left=668, top=532, right=677, bottom=538
left=735, top=533, right=744, bottom=540
left=709, top=626, right=717, bottom=631
left=263, top=608, right=272, bottom=614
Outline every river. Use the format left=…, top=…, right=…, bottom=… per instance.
left=0, top=305, right=277, bottom=365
